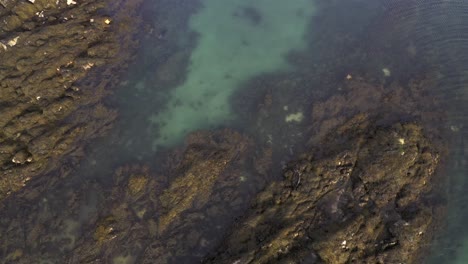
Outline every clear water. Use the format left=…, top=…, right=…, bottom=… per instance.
left=119, top=0, right=468, bottom=262
left=4, top=0, right=468, bottom=262
left=110, top=0, right=468, bottom=261
left=152, top=0, right=315, bottom=147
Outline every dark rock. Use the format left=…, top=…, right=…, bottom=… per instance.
left=0, top=0, right=144, bottom=201
left=205, top=115, right=441, bottom=264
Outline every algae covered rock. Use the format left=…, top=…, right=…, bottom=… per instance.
left=205, top=114, right=441, bottom=264
left=140, top=129, right=256, bottom=263
left=67, top=129, right=255, bottom=263
left=0, top=0, right=143, bottom=201
left=70, top=78, right=446, bottom=264
left=200, top=76, right=446, bottom=264
left=0, top=74, right=446, bottom=263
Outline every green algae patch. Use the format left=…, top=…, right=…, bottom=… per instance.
left=152, top=0, right=316, bottom=147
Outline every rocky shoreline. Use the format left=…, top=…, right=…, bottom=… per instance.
left=0, top=0, right=448, bottom=263
left=0, top=0, right=143, bottom=201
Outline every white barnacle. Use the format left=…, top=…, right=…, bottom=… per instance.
left=341, top=240, right=348, bottom=249
left=7, top=36, right=19, bottom=47
left=82, top=62, right=94, bottom=70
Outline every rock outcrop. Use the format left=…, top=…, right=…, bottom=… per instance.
left=0, top=0, right=143, bottom=200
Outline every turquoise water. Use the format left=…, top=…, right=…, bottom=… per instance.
left=150, top=0, right=315, bottom=148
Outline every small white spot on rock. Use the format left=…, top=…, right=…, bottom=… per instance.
left=7, top=36, right=19, bottom=47
left=398, top=138, right=405, bottom=145
left=285, top=112, right=304, bottom=123
left=341, top=240, right=348, bottom=249
left=382, top=68, right=391, bottom=77
left=67, top=0, right=76, bottom=5
left=28, top=0, right=35, bottom=3
left=82, top=62, right=94, bottom=70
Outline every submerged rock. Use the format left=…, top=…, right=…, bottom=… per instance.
left=0, top=0, right=447, bottom=260
left=0, top=75, right=446, bottom=263
left=66, top=129, right=256, bottom=263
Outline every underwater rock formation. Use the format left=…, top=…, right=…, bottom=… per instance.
left=0, top=129, right=255, bottom=263
left=0, top=0, right=448, bottom=261
left=0, top=0, right=143, bottom=201
left=67, top=129, right=256, bottom=263
left=201, top=76, right=446, bottom=264
left=0, top=61, right=445, bottom=263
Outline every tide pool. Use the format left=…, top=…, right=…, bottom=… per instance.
left=151, top=0, right=316, bottom=148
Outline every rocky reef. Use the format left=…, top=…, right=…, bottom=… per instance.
left=0, top=0, right=143, bottom=201
left=0, top=77, right=446, bottom=263
left=206, top=116, right=441, bottom=263
left=0, top=0, right=448, bottom=262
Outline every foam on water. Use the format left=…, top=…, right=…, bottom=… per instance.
left=150, top=0, right=315, bottom=147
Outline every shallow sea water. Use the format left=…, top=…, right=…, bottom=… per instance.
left=58, top=0, right=468, bottom=262
left=3, top=0, right=468, bottom=263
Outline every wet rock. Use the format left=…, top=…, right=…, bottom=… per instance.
left=139, top=130, right=256, bottom=263
left=64, top=129, right=255, bottom=263
left=0, top=0, right=144, bottom=200
left=205, top=115, right=442, bottom=264
left=0, top=76, right=446, bottom=263
left=308, top=76, right=445, bottom=146
left=156, top=129, right=252, bottom=233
